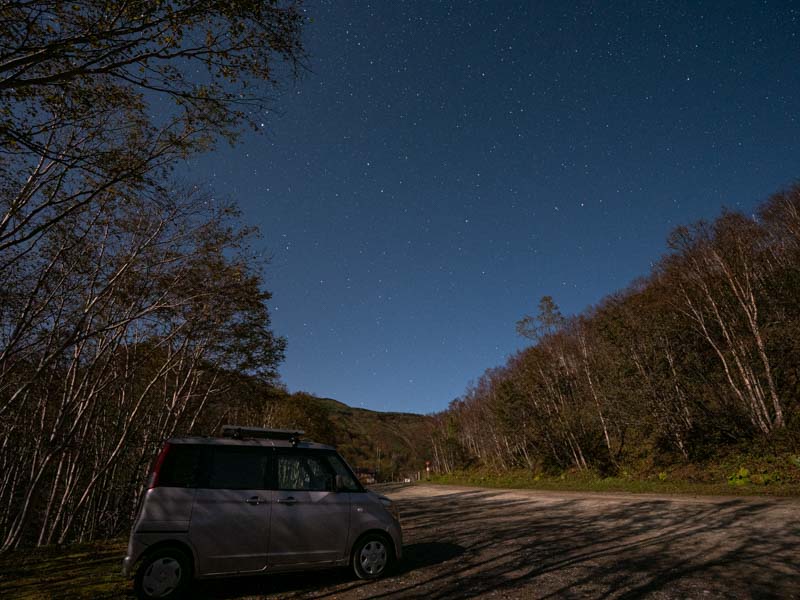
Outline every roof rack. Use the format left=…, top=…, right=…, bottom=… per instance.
left=221, top=425, right=305, bottom=446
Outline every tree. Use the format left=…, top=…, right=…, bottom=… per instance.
left=0, top=189, right=287, bottom=549
left=665, top=214, right=783, bottom=434
left=0, top=3, right=302, bottom=549
left=435, top=183, right=800, bottom=478
left=1, top=0, right=305, bottom=259
left=516, top=295, right=566, bottom=341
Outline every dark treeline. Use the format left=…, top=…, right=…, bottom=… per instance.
left=432, top=185, right=800, bottom=476
left=0, top=2, right=304, bottom=550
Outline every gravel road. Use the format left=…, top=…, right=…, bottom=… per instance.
left=196, top=484, right=800, bottom=600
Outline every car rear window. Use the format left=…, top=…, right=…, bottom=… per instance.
left=158, top=444, right=202, bottom=488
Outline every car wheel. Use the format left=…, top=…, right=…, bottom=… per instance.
left=352, top=534, right=393, bottom=579
left=134, top=546, right=192, bottom=599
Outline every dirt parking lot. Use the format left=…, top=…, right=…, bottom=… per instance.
left=192, top=483, right=800, bottom=600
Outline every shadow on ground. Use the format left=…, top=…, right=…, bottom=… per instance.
left=5, top=487, right=796, bottom=599
left=192, top=541, right=465, bottom=599
left=188, top=487, right=800, bottom=599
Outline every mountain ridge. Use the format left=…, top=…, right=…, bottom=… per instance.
left=253, top=391, right=436, bottom=480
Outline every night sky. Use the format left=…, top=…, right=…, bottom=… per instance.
left=191, top=1, right=800, bottom=415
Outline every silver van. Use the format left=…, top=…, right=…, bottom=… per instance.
left=122, top=426, right=402, bottom=599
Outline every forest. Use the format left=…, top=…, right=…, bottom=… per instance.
left=2, top=0, right=800, bottom=558
left=0, top=1, right=306, bottom=550
left=431, top=186, right=800, bottom=480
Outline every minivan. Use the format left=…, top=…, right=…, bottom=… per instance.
left=122, top=426, right=403, bottom=599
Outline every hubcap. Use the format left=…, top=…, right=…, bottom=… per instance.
left=359, top=540, right=387, bottom=575
left=142, top=557, right=182, bottom=598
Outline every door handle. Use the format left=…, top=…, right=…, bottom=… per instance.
left=245, top=496, right=262, bottom=505
left=277, top=496, right=297, bottom=505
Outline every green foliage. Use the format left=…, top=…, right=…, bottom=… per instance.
left=0, top=538, right=128, bottom=598
left=749, top=473, right=780, bottom=485
left=430, top=466, right=800, bottom=497
left=728, top=467, right=751, bottom=486
left=658, top=471, right=668, bottom=481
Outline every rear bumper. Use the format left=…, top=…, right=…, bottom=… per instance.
left=121, top=555, right=134, bottom=578
left=121, top=533, right=152, bottom=578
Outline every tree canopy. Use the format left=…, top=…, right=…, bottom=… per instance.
left=0, top=1, right=303, bottom=550
left=432, top=184, right=800, bottom=477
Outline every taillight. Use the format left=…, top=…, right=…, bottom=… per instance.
left=148, top=442, right=171, bottom=489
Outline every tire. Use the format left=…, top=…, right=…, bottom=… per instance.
left=352, top=533, right=393, bottom=580
left=134, top=546, right=192, bottom=599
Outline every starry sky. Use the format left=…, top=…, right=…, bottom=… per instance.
left=190, top=1, right=800, bottom=415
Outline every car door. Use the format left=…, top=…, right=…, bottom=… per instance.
left=268, top=451, right=351, bottom=566
left=189, top=445, right=272, bottom=576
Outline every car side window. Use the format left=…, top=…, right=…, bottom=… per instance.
left=205, top=446, right=270, bottom=490
left=326, top=454, right=361, bottom=491
left=277, top=453, right=334, bottom=491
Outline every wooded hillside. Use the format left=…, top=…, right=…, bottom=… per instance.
left=241, top=391, right=435, bottom=479
left=431, top=185, right=800, bottom=478
left=212, top=380, right=435, bottom=480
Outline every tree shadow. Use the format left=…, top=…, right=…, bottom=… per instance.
left=192, top=541, right=465, bottom=599
left=172, top=487, right=800, bottom=598
left=394, top=541, right=466, bottom=575
left=372, top=490, right=800, bottom=599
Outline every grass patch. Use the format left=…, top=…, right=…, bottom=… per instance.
left=425, top=462, right=800, bottom=497
left=0, top=538, right=129, bottom=599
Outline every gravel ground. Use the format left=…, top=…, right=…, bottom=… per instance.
left=191, top=483, right=800, bottom=600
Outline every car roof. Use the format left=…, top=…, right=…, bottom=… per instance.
left=167, top=436, right=336, bottom=451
